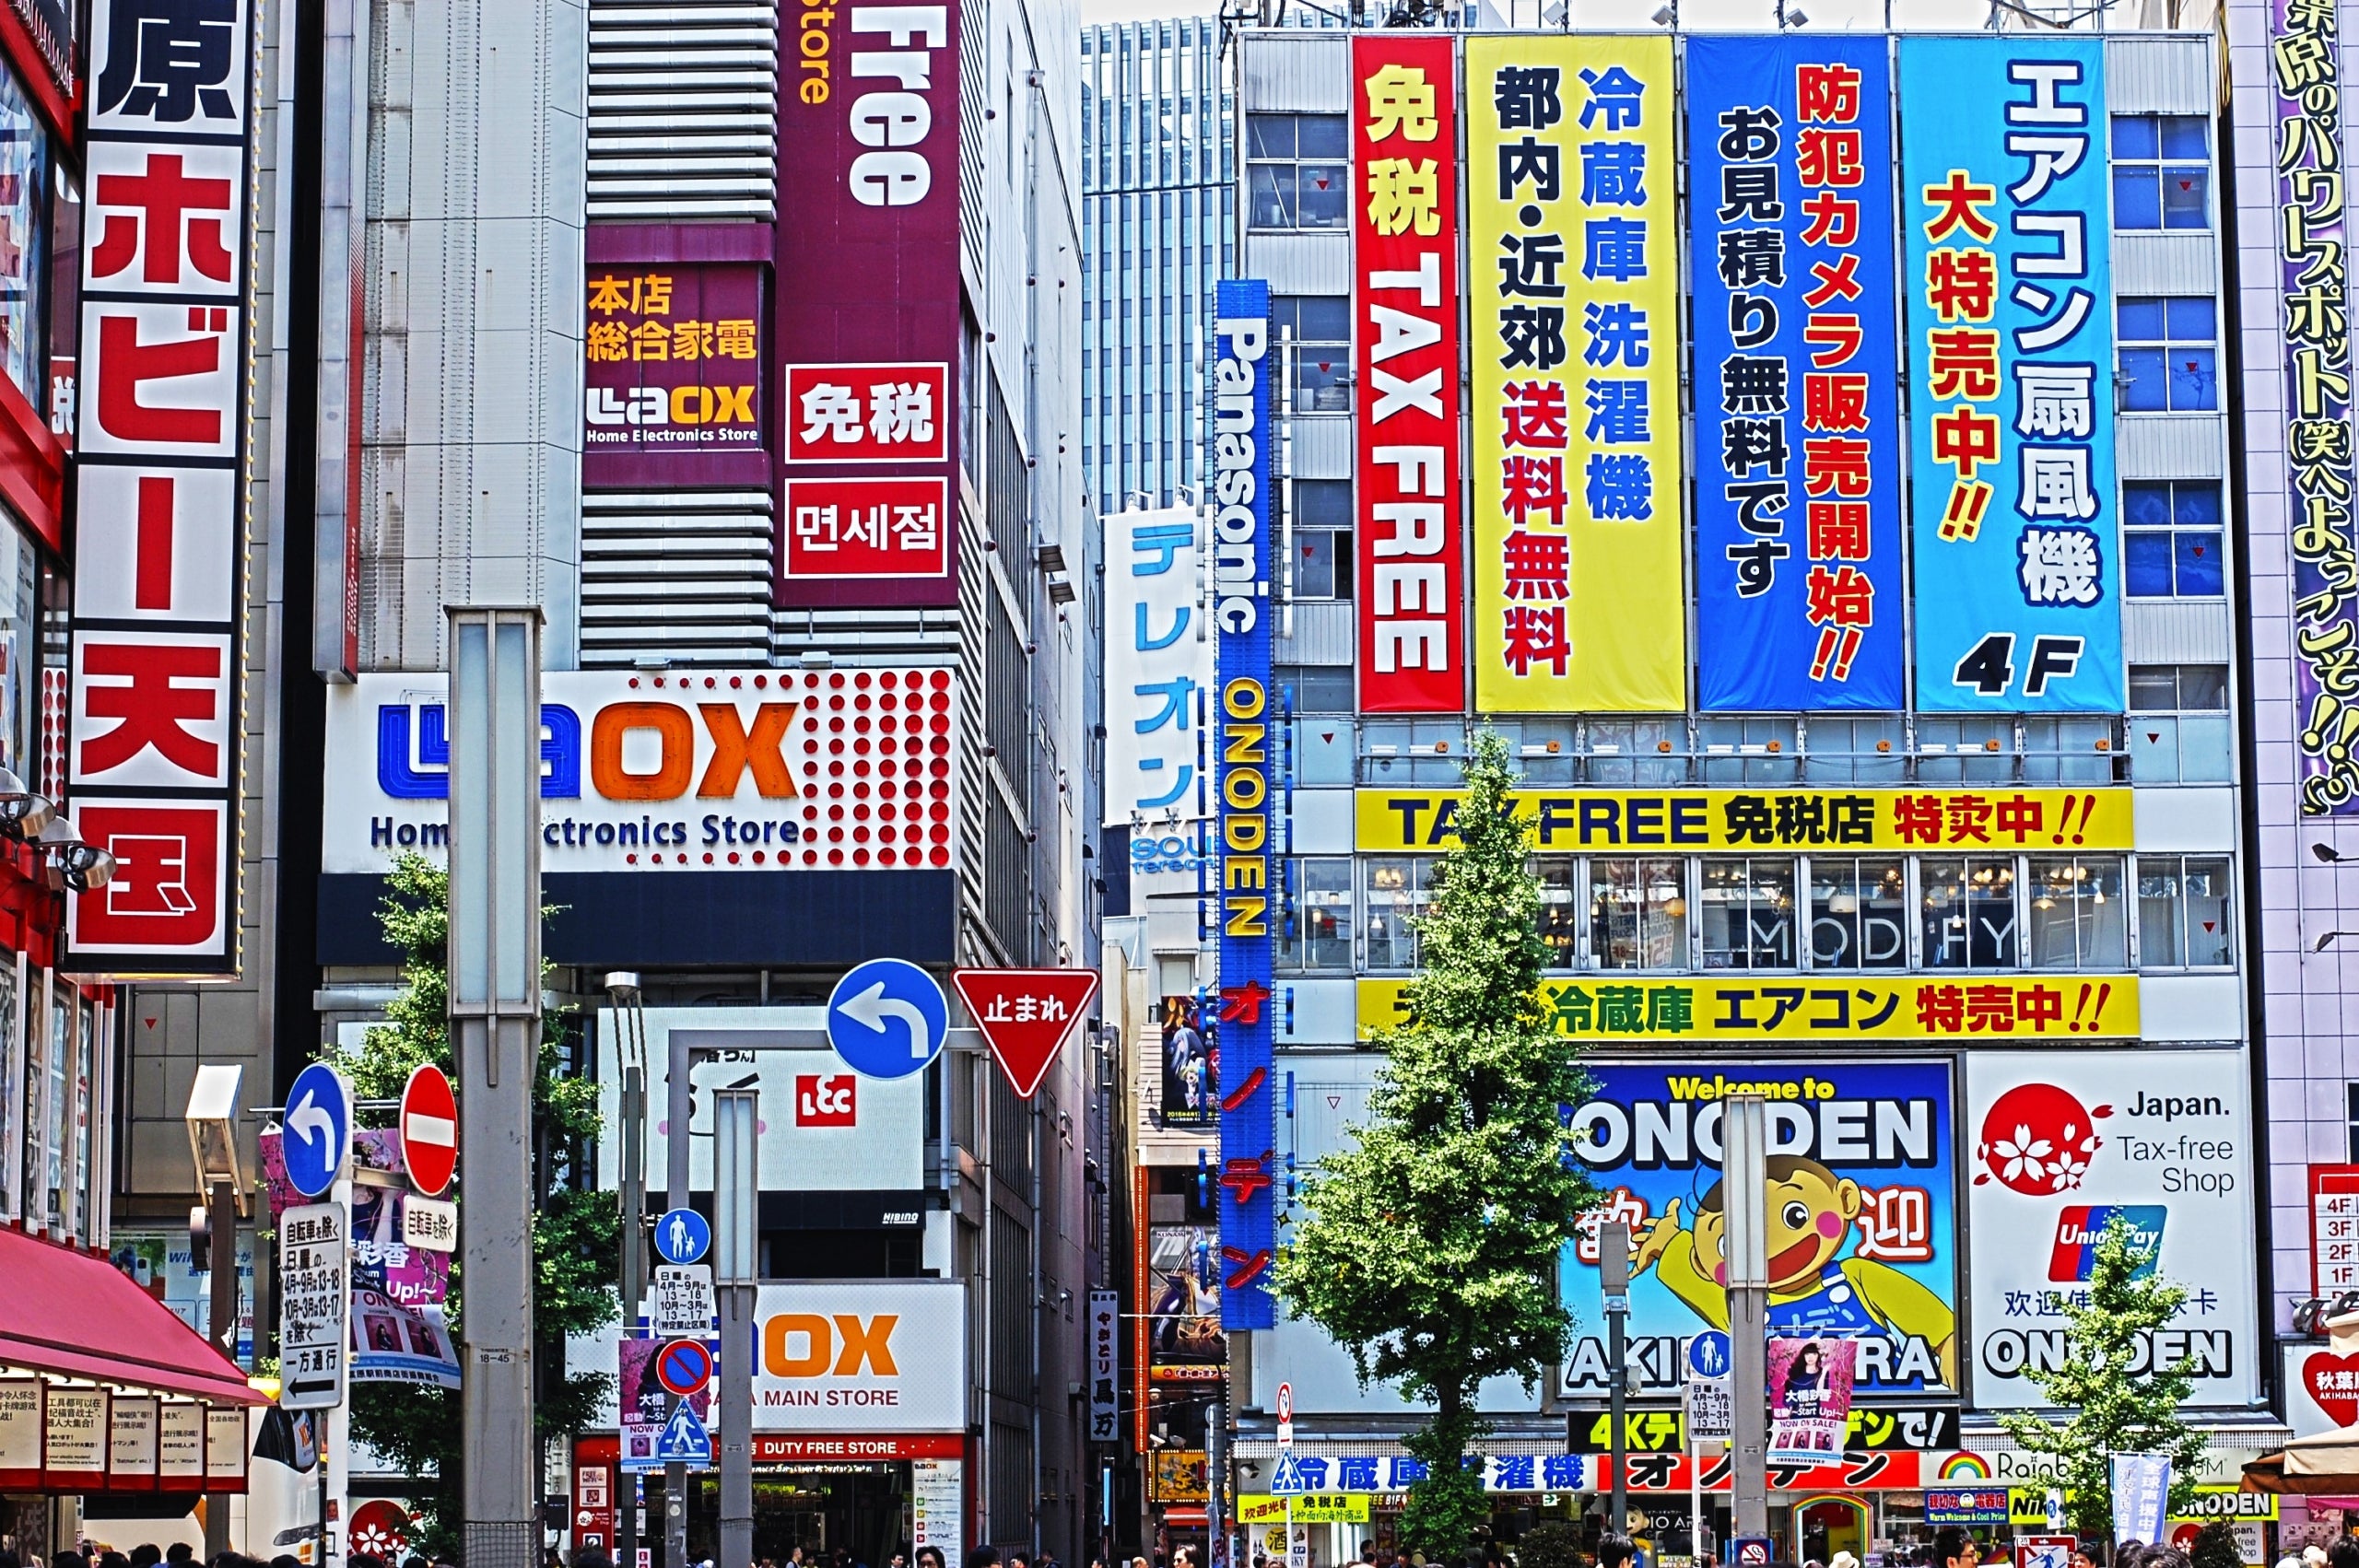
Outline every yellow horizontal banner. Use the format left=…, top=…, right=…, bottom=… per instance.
left=1356, top=787, right=2131, bottom=854
left=1240, top=1495, right=1371, bottom=1524
left=1359, top=974, right=2138, bottom=1041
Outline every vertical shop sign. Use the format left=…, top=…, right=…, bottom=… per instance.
left=1901, top=39, right=2120, bottom=714
left=1353, top=35, right=1462, bottom=714
left=776, top=0, right=961, bottom=608
left=1472, top=37, right=1682, bottom=712
left=1103, top=505, right=1208, bottom=827
left=1213, top=281, right=1275, bottom=1328
left=65, top=0, right=260, bottom=974
left=1689, top=38, right=1902, bottom=711
left=581, top=261, right=768, bottom=488
left=2271, top=0, right=2359, bottom=811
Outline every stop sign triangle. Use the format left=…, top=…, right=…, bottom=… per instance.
left=952, top=969, right=1101, bottom=1098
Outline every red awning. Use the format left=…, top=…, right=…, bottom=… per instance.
left=0, top=1226, right=266, bottom=1405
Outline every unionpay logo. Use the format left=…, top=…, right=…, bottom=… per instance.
left=2047, top=1204, right=2165, bottom=1281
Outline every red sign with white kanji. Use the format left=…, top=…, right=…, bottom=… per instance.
left=782, top=476, right=950, bottom=580
left=783, top=363, right=949, bottom=465
left=65, top=0, right=258, bottom=975
left=952, top=968, right=1101, bottom=1099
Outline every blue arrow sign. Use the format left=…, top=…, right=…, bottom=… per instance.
left=1686, top=1330, right=1732, bottom=1380
left=827, top=959, right=948, bottom=1080
left=653, top=1208, right=710, bottom=1266
left=652, top=1403, right=712, bottom=1466
left=282, top=1063, right=353, bottom=1199
left=1267, top=1453, right=1309, bottom=1497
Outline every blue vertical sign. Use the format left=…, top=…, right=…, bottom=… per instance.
left=1901, top=38, right=2121, bottom=713
left=1690, top=37, right=1904, bottom=711
left=1212, top=279, right=1275, bottom=1329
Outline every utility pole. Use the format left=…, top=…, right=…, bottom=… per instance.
left=448, top=605, right=545, bottom=1568
left=1723, top=1094, right=1770, bottom=1544
left=666, top=1032, right=693, bottom=1568
left=608, top=974, right=648, bottom=1568
left=714, top=1088, right=758, bottom=1568
left=1602, top=1221, right=1632, bottom=1541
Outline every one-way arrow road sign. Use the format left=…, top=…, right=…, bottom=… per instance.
left=953, top=968, right=1100, bottom=1098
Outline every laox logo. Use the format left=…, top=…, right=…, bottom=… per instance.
left=762, top=1313, right=899, bottom=1376
left=585, top=384, right=756, bottom=427
left=796, top=1073, right=857, bottom=1128
left=377, top=698, right=796, bottom=802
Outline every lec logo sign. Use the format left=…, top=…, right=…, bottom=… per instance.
left=795, top=1072, right=856, bottom=1127
left=763, top=1313, right=900, bottom=1376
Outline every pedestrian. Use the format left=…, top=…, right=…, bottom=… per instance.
left=166, top=1550, right=194, bottom=1568
left=918, top=1551, right=947, bottom=1568
left=1931, top=1529, right=1980, bottom=1568
left=2329, top=1545, right=2359, bottom=1568
left=1599, top=1541, right=1635, bottom=1568
left=574, top=1551, right=615, bottom=1568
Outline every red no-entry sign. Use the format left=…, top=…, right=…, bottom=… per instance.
left=400, top=1063, right=459, bottom=1197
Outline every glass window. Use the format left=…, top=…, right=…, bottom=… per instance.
left=1921, top=857, right=2019, bottom=969
left=1808, top=858, right=1908, bottom=969
left=2109, top=114, right=2209, bottom=231
left=2118, top=296, right=2218, bottom=412
left=1591, top=858, right=1688, bottom=970
left=2123, top=482, right=2224, bottom=598
left=1275, top=664, right=1353, bottom=714
left=1364, top=856, right=1434, bottom=970
left=1273, top=295, right=1350, bottom=412
left=1537, top=858, right=1581, bottom=968
left=2027, top=855, right=2127, bottom=969
left=1279, top=858, right=1353, bottom=971
left=2137, top=854, right=2232, bottom=967
left=1699, top=859, right=1797, bottom=969
left=2126, top=663, right=2232, bottom=784
left=1247, top=115, right=1348, bottom=231
left=1294, top=525, right=1352, bottom=600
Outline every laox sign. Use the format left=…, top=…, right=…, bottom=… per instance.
left=378, top=698, right=795, bottom=802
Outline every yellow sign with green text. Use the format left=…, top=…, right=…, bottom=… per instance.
left=1356, top=787, right=2131, bottom=854
left=1239, top=1495, right=1372, bottom=1525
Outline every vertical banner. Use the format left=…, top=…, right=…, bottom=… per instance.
left=1213, top=283, right=1275, bottom=1328
left=1901, top=39, right=2121, bottom=713
left=1103, top=505, right=1208, bottom=826
left=1471, top=38, right=1682, bottom=712
left=65, top=0, right=260, bottom=973
left=2271, top=0, right=2359, bottom=811
left=776, top=0, right=961, bottom=607
left=1353, top=35, right=1463, bottom=714
left=1689, top=38, right=1903, bottom=710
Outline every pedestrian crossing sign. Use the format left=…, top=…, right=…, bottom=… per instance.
left=1268, top=1453, right=1309, bottom=1496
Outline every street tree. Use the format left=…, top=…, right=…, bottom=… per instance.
left=1998, top=1212, right=2206, bottom=1540
left=1273, top=731, right=1600, bottom=1558
left=322, top=851, right=617, bottom=1550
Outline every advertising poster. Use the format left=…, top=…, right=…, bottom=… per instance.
left=1147, top=1224, right=1224, bottom=1366
left=581, top=260, right=767, bottom=488
left=774, top=0, right=960, bottom=607
left=1103, top=504, right=1208, bottom=827
left=349, top=1287, right=459, bottom=1388
left=1352, top=35, right=1462, bottom=714
left=1966, top=1049, right=2258, bottom=1407
left=1559, top=1060, right=1958, bottom=1398
left=1688, top=37, right=1902, bottom=710
left=2270, top=0, right=2359, bottom=812
left=617, top=1335, right=713, bottom=1471
left=1900, top=38, right=2121, bottom=713
left=1766, top=1336, right=1856, bottom=1466
left=1466, top=36, right=1681, bottom=712
left=1215, top=282, right=1277, bottom=1328
left=1158, top=994, right=1214, bottom=1127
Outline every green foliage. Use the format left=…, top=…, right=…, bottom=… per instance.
left=1513, top=1521, right=1583, bottom=1568
left=326, top=853, right=617, bottom=1552
left=1273, top=731, right=1601, bottom=1560
left=1997, top=1214, right=2207, bottom=1540
left=2189, top=1522, right=2240, bottom=1568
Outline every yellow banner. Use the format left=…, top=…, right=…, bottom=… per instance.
left=1356, top=786, right=2132, bottom=853
left=1240, top=1495, right=1372, bottom=1524
left=1467, top=36, right=1684, bottom=713
left=1359, top=975, right=2138, bottom=1041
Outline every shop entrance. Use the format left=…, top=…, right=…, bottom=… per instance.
left=641, top=1463, right=914, bottom=1568
left=1793, top=1496, right=1868, bottom=1566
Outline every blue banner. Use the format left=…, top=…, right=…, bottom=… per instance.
left=1900, top=38, right=2122, bottom=712
left=1213, top=279, right=1275, bottom=1330
left=1690, top=37, right=1904, bottom=711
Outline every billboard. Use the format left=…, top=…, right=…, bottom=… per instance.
left=323, top=668, right=957, bottom=875
left=1215, top=283, right=1276, bottom=1328
left=2270, top=0, right=2359, bottom=812
left=1103, top=505, right=1208, bottom=827
left=1900, top=38, right=2121, bottom=713
left=1688, top=37, right=1903, bottom=710
left=1559, top=1059, right=1959, bottom=1398
left=1353, top=35, right=1463, bottom=714
left=775, top=0, right=960, bottom=608
left=581, top=261, right=767, bottom=487
left=1965, top=1048, right=2258, bottom=1408
left=1468, top=36, right=1682, bottom=713
left=753, top=1281, right=965, bottom=1431
left=1146, top=1223, right=1224, bottom=1367
left=65, top=0, right=261, bottom=973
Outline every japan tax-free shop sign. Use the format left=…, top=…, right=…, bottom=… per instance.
left=65, top=0, right=263, bottom=974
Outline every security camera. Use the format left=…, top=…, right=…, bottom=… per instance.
left=36, top=816, right=116, bottom=895
left=0, top=766, right=55, bottom=842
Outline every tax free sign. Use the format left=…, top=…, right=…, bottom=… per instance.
left=323, top=668, right=957, bottom=874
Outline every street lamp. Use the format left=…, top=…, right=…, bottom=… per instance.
left=2316, top=931, right=2359, bottom=953
left=184, top=1063, right=248, bottom=1562
left=2316, top=843, right=2353, bottom=863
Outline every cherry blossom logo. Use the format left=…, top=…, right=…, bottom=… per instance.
left=1974, top=1082, right=2112, bottom=1195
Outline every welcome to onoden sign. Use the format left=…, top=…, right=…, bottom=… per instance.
left=751, top=1281, right=965, bottom=1433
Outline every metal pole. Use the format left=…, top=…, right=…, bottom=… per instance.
left=714, top=1089, right=757, bottom=1568
left=1685, top=1386, right=1703, bottom=1568
left=1602, top=1221, right=1631, bottom=1542
left=667, top=1028, right=693, bottom=1568
left=205, top=1177, right=238, bottom=1562
left=1722, top=1094, right=1770, bottom=1545
left=449, top=606, right=545, bottom=1568
left=612, top=975, right=648, bottom=1568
